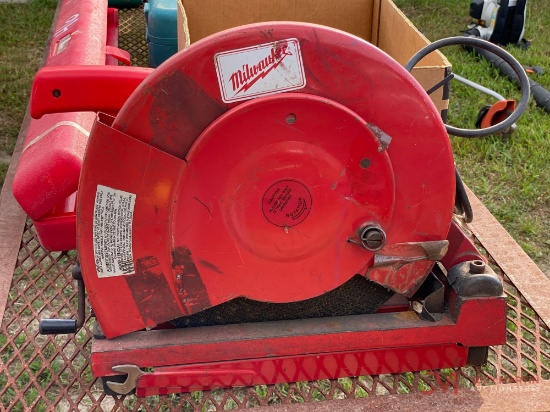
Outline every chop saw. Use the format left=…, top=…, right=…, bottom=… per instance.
left=37, top=22, right=531, bottom=396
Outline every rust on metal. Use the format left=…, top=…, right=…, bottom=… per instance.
left=366, top=123, right=392, bottom=152
left=171, top=246, right=212, bottom=313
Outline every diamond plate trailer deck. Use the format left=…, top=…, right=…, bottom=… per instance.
left=1, top=4, right=550, bottom=411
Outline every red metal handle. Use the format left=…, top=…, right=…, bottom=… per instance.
left=30, top=66, right=153, bottom=119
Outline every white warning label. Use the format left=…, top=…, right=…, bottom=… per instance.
left=93, top=185, right=136, bottom=278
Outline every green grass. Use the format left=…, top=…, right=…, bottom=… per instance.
left=0, top=0, right=58, bottom=188
left=395, top=0, right=550, bottom=274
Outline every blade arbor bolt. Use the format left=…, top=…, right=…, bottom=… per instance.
left=360, top=226, right=386, bottom=251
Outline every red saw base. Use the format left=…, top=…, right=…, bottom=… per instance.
left=92, top=278, right=506, bottom=396
left=88, top=215, right=506, bottom=396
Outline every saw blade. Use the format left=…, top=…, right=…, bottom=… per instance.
left=171, top=275, right=394, bottom=328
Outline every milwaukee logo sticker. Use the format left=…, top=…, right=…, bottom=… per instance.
left=215, top=38, right=306, bottom=103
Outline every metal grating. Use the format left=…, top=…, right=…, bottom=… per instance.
left=473, top=235, right=550, bottom=386
left=118, top=6, right=149, bottom=68
left=1, top=220, right=549, bottom=411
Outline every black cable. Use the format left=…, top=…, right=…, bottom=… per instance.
left=405, top=37, right=530, bottom=137
left=474, top=47, right=550, bottom=114
left=455, top=167, right=473, bottom=223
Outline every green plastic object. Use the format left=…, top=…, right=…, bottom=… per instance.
left=108, top=0, right=143, bottom=8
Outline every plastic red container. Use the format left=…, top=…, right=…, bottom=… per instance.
left=12, top=0, right=126, bottom=250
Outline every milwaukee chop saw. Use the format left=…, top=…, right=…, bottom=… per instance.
left=37, top=23, right=530, bottom=396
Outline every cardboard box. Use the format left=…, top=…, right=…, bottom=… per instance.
left=177, top=0, right=450, bottom=116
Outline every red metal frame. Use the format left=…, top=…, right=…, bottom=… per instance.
left=136, top=347, right=470, bottom=397
left=92, top=283, right=505, bottom=396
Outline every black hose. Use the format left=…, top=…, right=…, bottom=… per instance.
left=455, top=167, right=473, bottom=223
left=474, top=47, right=550, bottom=114
left=405, top=37, right=530, bottom=137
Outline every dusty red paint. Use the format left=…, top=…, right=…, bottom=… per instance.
left=92, top=292, right=506, bottom=395
left=172, top=246, right=211, bottom=315
left=126, top=256, right=182, bottom=326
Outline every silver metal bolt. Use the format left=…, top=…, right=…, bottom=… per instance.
left=360, top=226, right=386, bottom=251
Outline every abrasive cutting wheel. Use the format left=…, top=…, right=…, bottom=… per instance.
left=77, top=22, right=455, bottom=339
